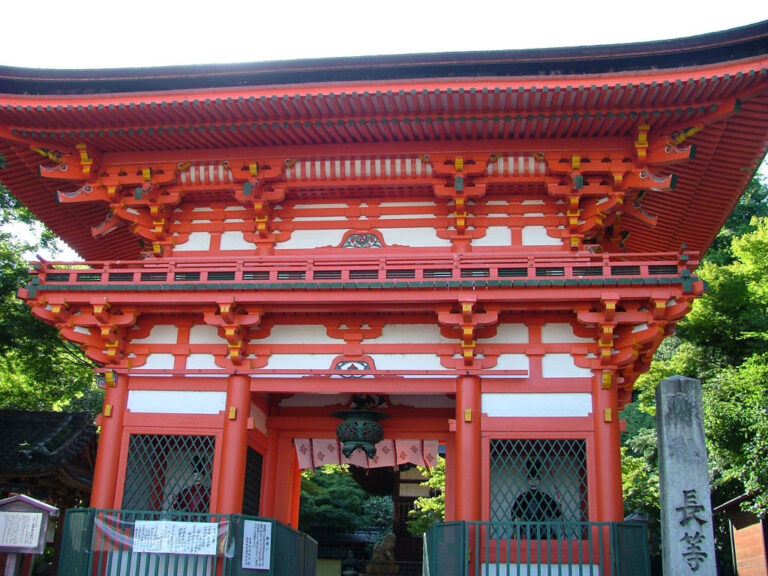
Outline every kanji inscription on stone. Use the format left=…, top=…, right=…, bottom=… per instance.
left=657, top=376, right=716, bottom=575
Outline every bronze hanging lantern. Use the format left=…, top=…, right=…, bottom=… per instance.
left=333, top=395, right=389, bottom=458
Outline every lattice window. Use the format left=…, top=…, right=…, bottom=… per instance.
left=242, top=447, right=263, bottom=516
left=490, top=439, right=588, bottom=524
left=122, top=434, right=215, bottom=513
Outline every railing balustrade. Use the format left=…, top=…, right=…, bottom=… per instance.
left=57, top=508, right=317, bottom=576
left=30, top=251, right=697, bottom=292
left=423, top=521, right=650, bottom=576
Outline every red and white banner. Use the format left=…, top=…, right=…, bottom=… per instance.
left=311, top=438, right=340, bottom=467
left=294, top=439, right=439, bottom=470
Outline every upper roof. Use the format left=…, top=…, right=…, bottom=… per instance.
left=2, top=20, right=767, bottom=94
left=1, top=21, right=767, bottom=260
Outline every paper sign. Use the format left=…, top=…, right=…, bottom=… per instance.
left=132, top=520, right=219, bottom=555
left=0, top=512, right=42, bottom=548
left=242, top=520, right=272, bottom=570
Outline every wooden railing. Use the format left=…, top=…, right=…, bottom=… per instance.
left=30, top=251, right=697, bottom=291
left=424, top=520, right=651, bottom=576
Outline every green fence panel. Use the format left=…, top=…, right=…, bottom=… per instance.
left=57, top=508, right=96, bottom=576
left=613, top=522, right=651, bottom=576
left=423, top=521, right=651, bottom=576
left=425, top=522, right=466, bottom=576
left=56, top=509, right=317, bottom=576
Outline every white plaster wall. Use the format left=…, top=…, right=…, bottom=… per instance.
left=293, top=203, right=349, bottom=210
left=220, top=231, right=255, bottom=250
left=127, top=390, right=226, bottom=414
left=141, top=353, right=175, bottom=370
left=258, top=325, right=338, bottom=344
left=293, top=216, right=348, bottom=222
left=379, top=201, right=436, bottom=208
left=379, top=213, right=428, bottom=221
left=541, top=354, right=593, bottom=378
left=482, top=393, right=593, bottom=417
left=473, top=226, right=512, bottom=247
left=484, top=324, right=529, bottom=344
left=521, top=226, right=562, bottom=246
left=262, top=354, right=338, bottom=371
left=189, top=325, right=226, bottom=344
left=173, top=232, right=211, bottom=251
left=131, top=325, right=179, bottom=344
left=371, top=324, right=450, bottom=344
left=373, top=354, right=445, bottom=374
left=186, top=354, right=219, bottom=370
left=381, top=228, right=452, bottom=247
left=489, top=354, right=529, bottom=375
left=277, top=229, right=346, bottom=249
left=541, top=323, right=593, bottom=343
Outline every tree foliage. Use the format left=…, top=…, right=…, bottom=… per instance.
left=299, top=466, right=393, bottom=535
left=624, top=171, right=768, bottom=521
left=0, top=165, right=101, bottom=415
left=406, top=456, right=445, bottom=536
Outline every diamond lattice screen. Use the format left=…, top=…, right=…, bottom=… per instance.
left=242, top=447, right=264, bottom=516
left=122, top=434, right=215, bottom=513
left=489, top=439, right=588, bottom=524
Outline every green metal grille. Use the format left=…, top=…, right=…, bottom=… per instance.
left=122, top=434, right=215, bottom=513
left=57, top=509, right=319, bottom=576
left=425, top=521, right=651, bottom=576
left=242, top=447, right=264, bottom=516
left=490, top=439, right=587, bottom=525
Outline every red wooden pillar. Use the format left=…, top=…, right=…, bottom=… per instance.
left=443, top=437, right=457, bottom=521
left=455, top=374, right=482, bottom=521
left=272, top=434, right=301, bottom=527
left=291, top=464, right=302, bottom=528
left=593, top=375, right=623, bottom=521
left=216, top=374, right=251, bottom=513
left=260, top=431, right=281, bottom=518
left=90, top=372, right=128, bottom=508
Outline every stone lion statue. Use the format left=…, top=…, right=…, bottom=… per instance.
left=371, top=533, right=396, bottom=563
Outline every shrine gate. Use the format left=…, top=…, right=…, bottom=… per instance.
left=1, top=20, right=767, bottom=575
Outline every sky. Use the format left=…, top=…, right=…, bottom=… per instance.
left=1, top=1, right=767, bottom=70
left=2, top=1, right=767, bottom=259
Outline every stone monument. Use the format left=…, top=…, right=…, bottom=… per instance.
left=361, top=533, right=399, bottom=575
left=656, top=375, right=717, bottom=575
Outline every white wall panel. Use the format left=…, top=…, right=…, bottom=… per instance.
left=542, top=354, right=593, bottom=378
left=541, top=323, right=593, bottom=343
left=522, top=226, right=562, bottom=246
left=484, top=324, right=529, bottom=344
left=482, top=393, right=592, bottom=417
left=277, top=229, right=346, bottom=249
left=127, top=390, right=226, bottom=414
left=131, top=325, right=178, bottom=344
left=189, top=325, right=226, bottom=344
left=473, top=226, right=512, bottom=247
left=173, top=232, right=211, bottom=251
left=220, top=230, right=255, bottom=250
left=381, top=228, right=452, bottom=247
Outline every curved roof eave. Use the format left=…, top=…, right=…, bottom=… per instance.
left=1, top=20, right=767, bottom=96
